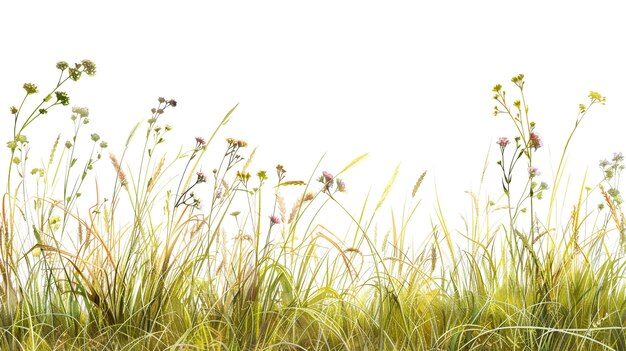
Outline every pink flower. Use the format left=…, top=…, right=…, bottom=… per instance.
left=269, top=215, right=281, bottom=225
left=196, top=171, right=207, bottom=183
left=528, top=166, right=540, bottom=177
left=496, top=137, right=510, bottom=148
left=195, top=136, right=206, bottom=146
left=529, top=132, right=542, bottom=150
left=322, top=171, right=333, bottom=183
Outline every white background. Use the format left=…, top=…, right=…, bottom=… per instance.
left=1, top=1, right=625, bottom=236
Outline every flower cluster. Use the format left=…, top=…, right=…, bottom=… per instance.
left=227, top=138, right=248, bottom=148
left=529, top=132, right=542, bottom=151
left=196, top=171, right=207, bottom=183
left=599, top=152, right=625, bottom=206
left=318, top=171, right=347, bottom=194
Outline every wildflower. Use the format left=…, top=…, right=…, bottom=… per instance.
left=236, top=139, right=247, bottom=147
left=269, top=215, right=281, bottom=225
left=165, top=124, right=172, bottom=131
left=303, top=192, right=315, bottom=201
left=529, top=132, right=542, bottom=150
left=276, top=164, right=286, bottom=177
left=23, top=83, right=38, bottom=95
left=237, top=170, right=251, bottom=181
left=16, top=134, right=27, bottom=143
left=528, top=166, right=540, bottom=177
left=56, top=61, right=69, bottom=70
left=10, top=106, right=18, bottom=114
left=90, top=133, right=100, bottom=142
left=336, top=179, right=347, bottom=192
left=196, top=171, right=207, bottom=183
left=322, top=171, right=333, bottom=183
left=81, top=59, right=97, bottom=76
left=599, top=159, right=609, bottom=168
left=158, top=97, right=166, bottom=103
left=496, top=137, right=510, bottom=148
left=195, top=136, right=206, bottom=146
left=589, top=91, right=605, bottom=103
left=100, top=141, right=108, bottom=148
left=613, top=152, right=624, bottom=163
left=168, top=99, right=177, bottom=107
left=31, top=168, right=44, bottom=177
left=55, top=91, right=70, bottom=106
left=65, top=141, right=73, bottom=149
left=72, top=106, right=89, bottom=118
left=257, top=170, right=268, bottom=181
left=69, top=68, right=82, bottom=81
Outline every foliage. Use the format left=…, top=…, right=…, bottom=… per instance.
left=1, top=63, right=625, bottom=350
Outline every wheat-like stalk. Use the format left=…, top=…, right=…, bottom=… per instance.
left=599, top=184, right=623, bottom=234
left=412, top=171, right=427, bottom=198
left=147, top=156, right=165, bottom=192
left=277, top=193, right=287, bottom=224
left=109, top=153, right=128, bottom=188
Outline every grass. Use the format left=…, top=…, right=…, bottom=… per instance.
left=1, top=62, right=626, bottom=350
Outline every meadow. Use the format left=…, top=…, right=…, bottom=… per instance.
left=1, top=61, right=625, bottom=350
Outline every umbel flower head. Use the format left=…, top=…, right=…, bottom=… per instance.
left=23, top=83, right=38, bottom=95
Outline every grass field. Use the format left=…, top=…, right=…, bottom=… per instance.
left=1, top=61, right=625, bottom=350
